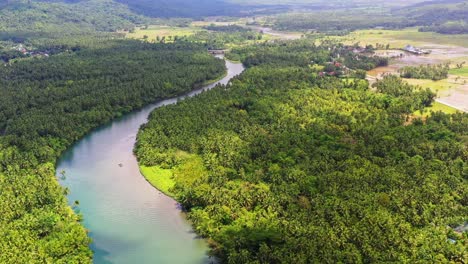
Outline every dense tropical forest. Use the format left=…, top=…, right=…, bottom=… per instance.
left=135, top=41, right=468, bottom=263
left=0, top=39, right=225, bottom=263
left=1, top=0, right=467, bottom=262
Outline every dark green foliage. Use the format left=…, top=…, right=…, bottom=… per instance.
left=0, top=0, right=150, bottom=37
left=273, top=10, right=406, bottom=33
left=420, top=20, right=468, bottom=34
left=372, top=74, right=436, bottom=114
left=271, top=1, right=468, bottom=34
left=115, top=0, right=243, bottom=18
left=227, top=41, right=388, bottom=71
left=136, top=43, right=468, bottom=263
left=399, top=64, right=450, bottom=81
left=185, top=30, right=263, bottom=50
left=0, top=40, right=225, bottom=262
left=203, top=25, right=251, bottom=32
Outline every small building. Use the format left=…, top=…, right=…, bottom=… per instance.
left=403, top=45, right=431, bottom=55
left=208, top=49, right=226, bottom=55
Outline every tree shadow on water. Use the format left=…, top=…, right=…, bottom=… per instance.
left=91, top=243, right=113, bottom=264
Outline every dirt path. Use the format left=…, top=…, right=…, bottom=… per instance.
left=436, top=84, right=468, bottom=112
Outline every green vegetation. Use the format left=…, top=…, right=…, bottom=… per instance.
left=269, top=1, right=468, bottom=34
left=126, top=25, right=202, bottom=42
left=126, top=24, right=265, bottom=49
left=203, top=24, right=251, bottom=32
left=420, top=20, right=468, bottom=34
left=226, top=41, right=388, bottom=71
left=1, top=0, right=468, bottom=262
left=399, top=64, right=450, bottom=81
left=272, top=10, right=403, bottom=33
left=115, top=0, right=244, bottom=18
left=414, top=101, right=459, bottom=118
left=186, top=30, right=263, bottom=49
left=328, top=27, right=468, bottom=49
left=0, top=39, right=225, bottom=263
left=0, top=0, right=150, bottom=39
left=140, top=166, right=175, bottom=196
left=450, top=66, right=468, bottom=77
left=404, top=78, right=460, bottom=94
left=136, top=41, right=467, bottom=263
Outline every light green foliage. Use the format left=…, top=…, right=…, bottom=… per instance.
left=450, top=66, right=468, bottom=77
left=0, top=164, right=92, bottom=263
left=140, top=166, right=175, bottom=196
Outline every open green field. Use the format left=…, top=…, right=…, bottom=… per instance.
left=140, top=166, right=175, bottom=196
left=414, top=101, right=459, bottom=117
left=126, top=25, right=202, bottom=42
left=404, top=78, right=458, bottom=93
left=331, top=28, right=468, bottom=49
left=449, top=67, right=468, bottom=77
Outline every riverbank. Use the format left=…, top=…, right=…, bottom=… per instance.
left=56, top=55, right=244, bottom=263
left=139, top=165, right=175, bottom=197
left=199, top=68, right=228, bottom=87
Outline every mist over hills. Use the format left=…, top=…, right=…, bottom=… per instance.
left=0, top=0, right=432, bottom=19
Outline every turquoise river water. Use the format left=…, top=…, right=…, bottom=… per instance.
left=56, top=57, right=245, bottom=263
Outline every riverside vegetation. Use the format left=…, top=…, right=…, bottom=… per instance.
left=0, top=0, right=467, bottom=263
left=135, top=41, right=468, bottom=263
left=0, top=40, right=225, bottom=263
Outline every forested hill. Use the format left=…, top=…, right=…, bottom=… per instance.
left=0, top=0, right=256, bottom=21
left=0, top=0, right=149, bottom=35
left=270, top=0, right=468, bottom=34
left=135, top=41, right=468, bottom=262
left=400, top=0, right=468, bottom=34
left=115, top=0, right=243, bottom=18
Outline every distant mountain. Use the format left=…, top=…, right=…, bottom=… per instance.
left=392, top=0, right=468, bottom=33
left=0, top=0, right=150, bottom=41
left=115, top=0, right=242, bottom=18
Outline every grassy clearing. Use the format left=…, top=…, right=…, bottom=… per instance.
left=330, top=28, right=468, bottom=48
left=140, top=166, right=175, bottom=197
left=414, top=101, right=459, bottom=117
left=191, top=20, right=247, bottom=27
left=449, top=67, right=468, bottom=77
left=126, top=25, right=202, bottom=42
left=403, top=78, right=458, bottom=93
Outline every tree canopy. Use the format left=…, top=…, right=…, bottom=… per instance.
left=136, top=41, right=468, bottom=263
left=0, top=39, right=225, bottom=263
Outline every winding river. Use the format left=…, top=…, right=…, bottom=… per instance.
left=56, top=57, right=245, bottom=264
